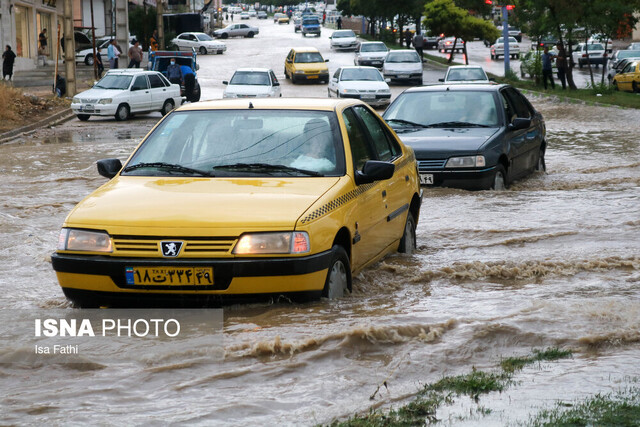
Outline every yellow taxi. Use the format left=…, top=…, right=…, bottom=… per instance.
left=278, top=16, right=290, bottom=24
left=284, top=47, right=330, bottom=84
left=612, top=60, right=640, bottom=92
left=52, top=98, right=422, bottom=307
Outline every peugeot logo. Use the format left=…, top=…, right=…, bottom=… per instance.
left=160, top=241, right=183, bottom=257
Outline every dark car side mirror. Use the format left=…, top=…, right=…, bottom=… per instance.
left=438, top=78, right=444, bottom=82
left=222, top=80, right=228, bottom=85
left=325, top=59, right=329, bottom=62
left=355, top=160, right=395, bottom=185
left=97, top=158, right=123, bottom=179
left=509, top=117, right=531, bottom=131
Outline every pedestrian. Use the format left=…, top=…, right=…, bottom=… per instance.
left=336, top=16, right=342, bottom=30
left=150, top=30, right=159, bottom=52
left=107, top=39, right=120, bottom=69
left=95, top=50, right=104, bottom=78
left=230, top=12, right=234, bottom=21
left=54, top=74, right=66, bottom=97
left=128, top=40, right=142, bottom=68
left=38, top=28, right=48, bottom=53
left=180, top=63, right=196, bottom=102
left=225, top=13, right=228, bottom=21
left=2, top=45, right=16, bottom=81
left=541, top=46, right=555, bottom=90
left=555, top=42, right=567, bottom=90
left=166, top=58, right=183, bottom=85
left=322, top=12, right=326, bottom=26
left=413, top=32, right=425, bottom=61
left=404, top=29, right=412, bottom=49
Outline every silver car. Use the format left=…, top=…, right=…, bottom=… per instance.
left=213, top=23, right=259, bottom=39
left=170, top=32, right=227, bottom=55
left=354, top=42, right=388, bottom=68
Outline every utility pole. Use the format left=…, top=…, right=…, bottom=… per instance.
left=502, top=6, right=510, bottom=76
left=157, top=0, right=165, bottom=50
left=115, top=0, right=128, bottom=62
left=63, top=0, right=76, bottom=96
left=90, top=0, right=98, bottom=79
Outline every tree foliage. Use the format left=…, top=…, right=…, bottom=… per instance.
left=423, top=0, right=498, bottom=64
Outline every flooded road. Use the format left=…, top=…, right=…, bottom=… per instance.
left=1, top=20, right=640, bottom=426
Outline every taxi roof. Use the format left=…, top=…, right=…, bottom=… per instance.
left=290, top=47, right=321, bottom=53
left=176, top=97, right=361, bottom=112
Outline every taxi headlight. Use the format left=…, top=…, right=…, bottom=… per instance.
left=72, top=97, right=80, bottom=104
left=98, top=98, right=112, bottom=105
left=377, top=89, right=391, bottom=93
left=223, top=93, right=237, bottom=98
left=58, top=228, right=113, bottom=252
left=342, top=88, right=358, bottom=94
left=294, top=70, right=305, bottom=74
left=233, top=232, right=310, bottom=255
left=445, top=155, right=486, bottom=168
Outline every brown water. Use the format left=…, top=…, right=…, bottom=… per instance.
left=0, top=100, right=639, bottom=425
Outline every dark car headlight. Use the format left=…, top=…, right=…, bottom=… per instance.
left=445, top=155, right=486, bottom=168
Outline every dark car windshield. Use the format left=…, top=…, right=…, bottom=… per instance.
left=295, top=52, right=324, bottom=63
left=446, top=68, right=488, bottom=81
left=303, top=18, right=319, bottom=25
left=360, top=43, right=387, bottom=52
left=94, top=74, right=133, bottom=90
left=386, top=52, right=420, bottom=63
left=341, top=68, right=383, bottom=81
left=229, top=71, right=270, bottom=85
left=384, top=91, right=500, bottom=128
left=124, top=110, right=345, bottom=177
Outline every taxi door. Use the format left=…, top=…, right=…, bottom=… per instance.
left=285, top=49, right=295, bottom=78
left=129, top=75, right=151, bottom=113
left=341, top=107, right=387, bottom=270
left=352, top=105, right=413, bottom=248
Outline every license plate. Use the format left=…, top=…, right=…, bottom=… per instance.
left=398, top=74, right=410, bottom=79
left=125, top=267, right=214, bottom=286
left=362, top=94, right=375, bottom=99
left=307, top=75, right=319, bottom=79
left=420, top=174, right=434, bottom=185
left=82, top=105, right=94, bottom=112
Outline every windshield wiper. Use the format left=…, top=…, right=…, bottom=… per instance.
left=386, top=118, right=430, bottom=128
left=213, top=163, right=323, bottom=176
left=429, top=121, right=491, bottom=128
left=122, top=162, right=213, bottom=176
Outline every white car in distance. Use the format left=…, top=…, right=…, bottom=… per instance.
left=439, top=65, right=490, bottom=83
left=382, top=49, right=423, bottom=85
left=71, top=69, right=183, bottom=121
left=330, top=30, right=359, bottom=50
left=327, top=66, right=391, bottom=108
left=223, top=68, right=282, bottom=98
left=490, top=36, right=520, bottom=59
left=354, top=41, right=388, bottom=68
left=170, top=32, right=227, bottom=55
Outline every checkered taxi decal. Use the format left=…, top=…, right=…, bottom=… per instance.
left=300, top=152, right=416, bottom=224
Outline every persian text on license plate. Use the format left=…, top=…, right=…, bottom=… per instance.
left=125, top=267, right=214, bottom=286
left=420, top=174, right=434, bottom=185
left=398, top=74, right=410, bottom=78
left=307, top=75, right=319, bottom=79
left=82, top=105, right=95, bottom=112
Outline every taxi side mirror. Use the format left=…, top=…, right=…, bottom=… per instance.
left=97, top=158, right=123, bottom=179
left=509, top=117, right=531, bottom=131
left=355, top=160, right=395, bottom=185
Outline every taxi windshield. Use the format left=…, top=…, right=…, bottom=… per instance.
left=361, top=43, right=386, bottom=52
left=294, top=52, right=324, bottom=63
left=124, top=110, right=345, bottom=177
left=229, top=71, right=270, bottom=85
left=94, top=74, right=133, bottom=90
left=341, top=68, right=383, bottom=81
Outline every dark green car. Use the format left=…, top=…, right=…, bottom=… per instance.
left=383, top=84, right=547, bottom=190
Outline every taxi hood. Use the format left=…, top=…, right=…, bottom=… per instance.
left=65, top=176, right=340, bottom=231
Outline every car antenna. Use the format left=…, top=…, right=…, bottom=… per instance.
left=249, top=102, right=254, bottom=109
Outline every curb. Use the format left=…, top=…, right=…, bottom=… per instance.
left=0, top=108, right=75, bottom=145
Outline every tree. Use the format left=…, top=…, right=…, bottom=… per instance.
left=423, top=0, right=498, bottom=64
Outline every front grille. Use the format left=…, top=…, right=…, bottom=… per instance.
left=236, top=94, right=257, bottom=98
left=81, top=98, right=99, bottom=103
left=112, top=235, right=237, bottom=258
left=418, top=159, right=447, bottom=172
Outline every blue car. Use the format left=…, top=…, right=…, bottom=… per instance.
left=302, top=17, right=321, bottom=37
left=383, top=84, right=547, bottom=190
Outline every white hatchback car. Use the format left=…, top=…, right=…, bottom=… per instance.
left=327, top=66, right=391, bottom=107
left=382, top=49, right=423, bottom=85
left=223, top=68, right=282, bottom=98
left=330, top=30, right=359, bottom=50
left=71, top=69, right=183, bottom=121
left=170, top=32, right=227, bottom=55
left=439, top=65, right=490, bottom=83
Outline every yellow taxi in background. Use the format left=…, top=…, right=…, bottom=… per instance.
left=284, top=47, right=330, bottom=84
left=612, top=60, right=640, bottom=93
left=52, top=98, right=422, bottom=307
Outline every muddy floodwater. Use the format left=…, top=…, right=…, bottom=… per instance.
left=0, top=98, right=639, bottom=425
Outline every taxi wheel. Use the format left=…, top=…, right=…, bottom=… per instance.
left=613, top=81, right=618, bottom=91
left=398, top=212, right=417, bottom=254
left=247, top=32, right=254, bottom=38
left=221, top=33, right=229, bottom=39
left=77, top=114, right=90, bottom=121
left=633, top=81, right=639, bottom=93
left=536, top=148, right=546, bottom=172
left=115, top=104, right=130, bottom=121
left=491, top=164, right=508, bottom=191
left=323, top=245, right=351, bottom=299
left=199, top=46, right=207, bottom=55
